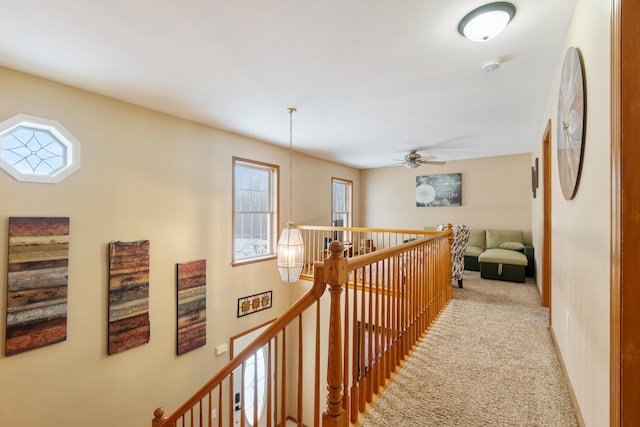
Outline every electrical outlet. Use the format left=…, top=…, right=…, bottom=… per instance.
left=566, top=310, right=570, bottom=333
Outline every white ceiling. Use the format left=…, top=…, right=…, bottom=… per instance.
left=0, top=0, right=575, bottom=169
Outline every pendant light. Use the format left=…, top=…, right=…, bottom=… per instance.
left=277, top=107, right=304, bottom=283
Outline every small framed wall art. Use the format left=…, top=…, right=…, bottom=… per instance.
left=237, top=291, right=272, bottom=318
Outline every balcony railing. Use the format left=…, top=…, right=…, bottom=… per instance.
left=152, top=226, right=452, bottom=427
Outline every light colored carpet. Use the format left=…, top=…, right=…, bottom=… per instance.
left=361, top=271, right=578, bottom=427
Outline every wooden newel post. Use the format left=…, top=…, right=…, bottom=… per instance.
left=445, top=222, right=453, bottom=242
left=152, top=407, right=168, bottom=427
left=445, top=223, right=453, bottom=262
left=445, top=223, right=453, bottom=296
left=323, top=241, right=348, bottom=427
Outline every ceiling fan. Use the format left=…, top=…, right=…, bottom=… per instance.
left=392, top=150, right=447, bottom=169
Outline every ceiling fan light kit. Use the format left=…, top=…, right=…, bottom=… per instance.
left=458, top=2, right=516, bottom=42
left=405, top=161, right=420, bottom=169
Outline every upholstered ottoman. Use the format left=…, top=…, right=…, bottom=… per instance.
left=478, top=248, right=528, bottom=283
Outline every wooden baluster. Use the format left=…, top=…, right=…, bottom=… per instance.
left=420, top=246, right=424, bottom=332
left=391, top=255, right=398, bottom=372
left=399, top=252, right=406, bottom=361
left=241, top=361, right=246, bottom=427
left=445, top=223, right=453, bottom=287
left=254, top=352, right=259, bottom=427
left=274, top=338, right=280, bottom=427
left=266, top=341, right=272, bottom=427
left=342, top=268, right=349, bottom=418
left=314, top=302, right=321, bottom=427
left=369, top=262, right=378, bottom=399
left=372, top=260, right=382, bottom=395
left=297, top=314, right=303, bottom=426
left=423, top=244, right=429, bottom=328
left=359, top=266, right=366, bottom=415
left=408, top=249, right=415, bottom=346
left=384, top=258, right=391, bottom=381
left=417, top=247, right=423, bottom=336
left=350, top=269, right=359, bottom=422
left=218, top=386, right=223, bottom=427
left=385, top=258, right=392, bottom=380
left=323, top=241, right=347, bottom=427
left=281, top=330, right=287, bottom=427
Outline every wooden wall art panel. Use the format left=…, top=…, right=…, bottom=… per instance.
left=176, top=259, right=206, bottom=355
left=6, top=217, right=70, bottom=356
left=108, top=240, right=150, bottom=355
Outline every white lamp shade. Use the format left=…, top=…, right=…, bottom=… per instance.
left=277, top=225, right=304, bottom=283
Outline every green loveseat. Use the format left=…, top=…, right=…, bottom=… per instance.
left=464, top=229, right=534, bottom=283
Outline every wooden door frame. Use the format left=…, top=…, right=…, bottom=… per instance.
left=611, top=0, right=640, bottom=424
left=541, top=120, right=552, bottom=312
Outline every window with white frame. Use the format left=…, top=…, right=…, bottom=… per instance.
left=0, top=114, right=81, bottom=183
left=332, top=178, right=352, bottom=230
left=233, top=158, right=279, bottom=264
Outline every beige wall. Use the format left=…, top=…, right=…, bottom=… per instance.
left=0, top=0, right=614, bottom=422
left=360, top=154, right=533, bottom=239
left=0, top=66, right=359, bottom=427
left=531, top=0, right=611, bottom=425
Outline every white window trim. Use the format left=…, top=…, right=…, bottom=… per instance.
left=0, top=114, right=81, bottom=183
left=232, top=157, right=279, bottom=265
left=332, top=177, right=353, bottom=227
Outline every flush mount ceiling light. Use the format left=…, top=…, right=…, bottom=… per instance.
left=458, top=2, right=516, bottom=42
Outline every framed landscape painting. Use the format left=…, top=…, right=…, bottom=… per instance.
left=416, top=173, right=462, bottom=207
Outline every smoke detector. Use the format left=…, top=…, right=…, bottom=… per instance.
left=481, top=58, right=502, bottom=72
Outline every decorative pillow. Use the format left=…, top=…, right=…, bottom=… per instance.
left=499, top=241, right=525, bottom=251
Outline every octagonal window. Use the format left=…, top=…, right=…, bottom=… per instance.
left=0, top=114, right=81, bottom=183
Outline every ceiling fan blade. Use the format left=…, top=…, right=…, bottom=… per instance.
left=422, top=160, right=447, bottom=165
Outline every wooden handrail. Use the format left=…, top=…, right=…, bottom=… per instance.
left=152, top=263, right=328, bottom=426
left=152, top=226, right=453, bottom=427
left=344, top=233, right=443, bottom=271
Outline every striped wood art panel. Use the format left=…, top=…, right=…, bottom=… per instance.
left=6, top=217, right=69, bottom=356
left=108, top=240, right=150, bottom=355
left=176, top=259, right=206, bottom=355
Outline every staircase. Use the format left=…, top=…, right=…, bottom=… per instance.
left=152, top=226, right=453, bottom=427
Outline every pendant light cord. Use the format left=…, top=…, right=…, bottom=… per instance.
left=287, top=107, right=296, bottom=223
